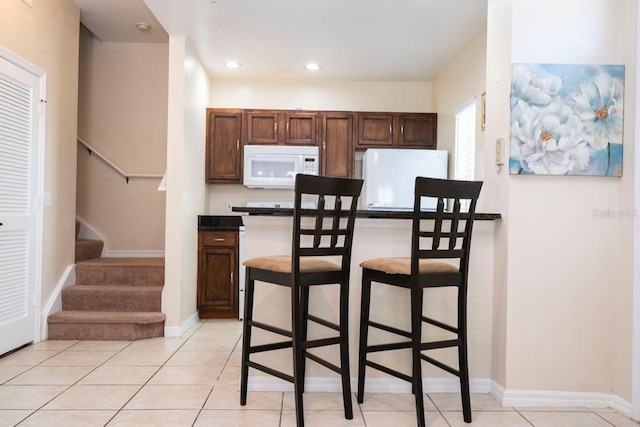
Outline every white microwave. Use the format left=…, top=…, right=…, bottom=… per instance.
left=243, top=145, right=319, bottom=188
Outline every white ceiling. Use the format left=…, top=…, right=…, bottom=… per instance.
left=74, top=0, right=487, bottom=82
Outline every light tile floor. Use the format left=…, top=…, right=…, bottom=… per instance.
left=0, top=319, right=638, bottom=426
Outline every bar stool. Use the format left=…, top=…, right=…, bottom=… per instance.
left=356, top=177, right=482, bottom=427
left=240, top=174, right=363, bottom=427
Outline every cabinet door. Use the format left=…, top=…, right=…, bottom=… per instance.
left=206, top=110, right=242, bottom=183
left=247, top=111, right=280, bottom=144
left=356, top=113, right=393, bottom=147
left=198, top=231, right=238, bottom=318
left=397, top=113, right=437, bottom=148
left=285, top=112, right=317, bottom=145
left=321, top=112, right=353, bottom=177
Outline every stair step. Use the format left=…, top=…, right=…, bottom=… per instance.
left=76, top=257, right=164, bottom=286
left=75, top=239, right=104, bottom=263
left=62, top=285, right=162, bottom=312
left=47, top=311, right=165, bottom=341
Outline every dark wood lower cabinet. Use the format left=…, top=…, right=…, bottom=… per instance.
left=198, top=231, right=239, bottom=318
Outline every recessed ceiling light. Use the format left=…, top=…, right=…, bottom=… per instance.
left=305, top=63, right=321, bottom=71
left=136, top=22, right=151, bottom=32
left=225, top=61, right=242, bottom=69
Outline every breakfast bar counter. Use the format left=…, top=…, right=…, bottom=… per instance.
left=228, top=208, right=500, bottom=393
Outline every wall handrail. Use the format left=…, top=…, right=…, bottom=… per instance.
left=77, top=137, right=163, bottom=183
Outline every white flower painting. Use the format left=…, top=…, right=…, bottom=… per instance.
left=510, top=63, right=624, bottom=176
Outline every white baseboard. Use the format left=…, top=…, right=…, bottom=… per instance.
left=40, top=264, right=75, bottom=341
left=106, top=250, right=165, bottom=258
left=246, top=375, right=631, bottom=416
left=490, top=380, right=632, bottom=417
left=246, top=376, right=492, bottom=394
left=164, top=311, right=199, bottom=337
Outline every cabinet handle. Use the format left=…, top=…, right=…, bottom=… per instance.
left=236, top=140, right=239, bottom=151
left=230, top=272, right=234, bottom=284
left=286, top=122, right=289, bottom=131
left=401, top=125, right=404, bottom=136
left=389, top=124, right=392, bottom=135
left=274, top=122, right=278, bottom=133
left=214, top=238, right=225, bottom=242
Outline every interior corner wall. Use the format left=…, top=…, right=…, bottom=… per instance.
left=503, top=0, right=632, bottom=397
left=0, top=0, right=79, bottom=314
left=77, top=28, right=168, bottom=251
left=614, top=0, right=637, bottom=403
left=485, top=0, right=513, bottom=389
left=164, top=36, right=209, bottom=328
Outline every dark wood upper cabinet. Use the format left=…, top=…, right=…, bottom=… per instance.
left=321, top=112, right=353, bottom=178
left=206, top=109, right=242, bottom=183
left=205, top=108, right=436, bottom=184
left=246, top=110, right=318, bottom=146
left=356, top=113, right=394, bottom=147
left=355, top=112, right=437, bottom=149
left=285, top=112, right=317, bottom=145
left=246, top=111, right=280, bottom=144
left=397, top=113, right=437, bottom=148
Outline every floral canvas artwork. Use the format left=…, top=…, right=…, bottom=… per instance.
left=510, top=63, right=624, bottom=176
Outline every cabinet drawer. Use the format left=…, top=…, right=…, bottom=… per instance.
left=201, top=231, right=237, bottom=246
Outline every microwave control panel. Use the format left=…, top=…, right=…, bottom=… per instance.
left=303, top=157, right=318, bottom=174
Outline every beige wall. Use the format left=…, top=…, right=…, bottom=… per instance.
left=207, top=80, right=432, bottom=214
left=211, top=80, right=431, bottom=112
left=431, top=29, right=487, bottom=202
left=164, top=36, right=209, bottom=329
left=486, top=0, right=635, bottom=400
left=77, top=27, right=168, bottom=251
left=0, top=0, right=79, bottom=320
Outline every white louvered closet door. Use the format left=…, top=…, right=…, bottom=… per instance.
left=0, top=54, right=42, bottom=355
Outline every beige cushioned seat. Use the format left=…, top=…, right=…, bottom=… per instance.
left=243, top=255, right=341, bottom=273
left=359, top=257, right=459, bottom=275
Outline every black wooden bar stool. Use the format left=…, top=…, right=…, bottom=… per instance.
left=240, top=174, right=363, bottom=427
left=357, top=177, right=482, bottom=427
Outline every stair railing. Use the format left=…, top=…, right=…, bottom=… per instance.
left=77, top=137, right=163, bottom=183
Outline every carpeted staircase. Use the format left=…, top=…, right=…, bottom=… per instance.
left=74, top=220, right=105, bottom=262
left=47, top=223, right=166, bottom=341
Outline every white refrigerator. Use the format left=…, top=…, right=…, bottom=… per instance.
left=362, top=149, right=448, bottom=210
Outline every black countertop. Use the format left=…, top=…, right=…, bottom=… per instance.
left=231, top=207, right=501, bottom=221
left=198, top=215, right=245, bottom=231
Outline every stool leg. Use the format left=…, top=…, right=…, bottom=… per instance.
left=291, top=284, right=305, bottom=427
left=411, top=286, right=426, bottom=427
left=339, top=279, right=353, bottom=419
left=240, top=270, right=255, bottom=406
left=357, top=269, right=372, bottom=403
left=458, top=286, right=472, bottom=423
left=299, top=284, right=310, bottom=393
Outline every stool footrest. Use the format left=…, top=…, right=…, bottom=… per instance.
left=247, top=360, right=294, bottom=383
left=365, top=360, right=413, bottom=383
left=248, top=340, right=292, bottom=354
left=368, top=320, right=412, bottom=338
left=303, top=336, right=340, bottom=350
left=307, top=314, right=339, bottom=331
left=251, top=320, right=292, bottom=338
left=421, top=353, right=460, bottom=377
left=367, top=341, right=411, bottom=353
left=306, top=351, right=341, bottom=374
left=422, top=316, right=458, bottom=334
left=421, top=339, right=459, bottom=351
